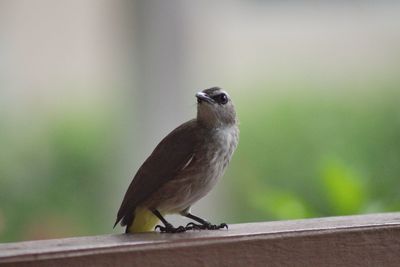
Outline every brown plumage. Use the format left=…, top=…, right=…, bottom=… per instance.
left=114, top=87, right=239, bottom=233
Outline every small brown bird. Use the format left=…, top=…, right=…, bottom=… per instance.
left=114, top=87, right=239, bottom=233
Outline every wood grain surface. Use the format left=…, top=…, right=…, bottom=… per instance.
left=1, top=212, right=400, bottom=266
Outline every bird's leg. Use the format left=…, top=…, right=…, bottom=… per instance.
left=152, top=209, right=186, bottom=233
left=184, top=213, right=228, bottom=230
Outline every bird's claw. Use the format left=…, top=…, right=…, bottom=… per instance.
left=185, top=222, right=203, bottom=230
left=218, top=223, right=229, bottom=230
left=185, top=222, right=228, bottom=231
left=155, top=224, right=186, bottom=233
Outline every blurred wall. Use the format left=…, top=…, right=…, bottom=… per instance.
left=1, top=0, right=400, bottom=242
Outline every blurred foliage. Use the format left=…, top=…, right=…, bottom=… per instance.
left=0, top=110, right=119, bottom=242
left=1, top=83, right=400, bottom=242
left=228, top=82, right=400, bottom=223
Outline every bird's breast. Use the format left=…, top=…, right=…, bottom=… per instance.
left=193, top=125, right=239, bottom=193
left=153, top=125, right=239, bottom=213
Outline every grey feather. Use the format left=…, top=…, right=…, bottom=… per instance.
left=114, top=119, right=200, bottom=227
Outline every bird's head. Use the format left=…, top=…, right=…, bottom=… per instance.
left=196, top=87, right=237, bottom=128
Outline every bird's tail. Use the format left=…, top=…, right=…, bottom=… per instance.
left=126, top=207, right=160, bottom=233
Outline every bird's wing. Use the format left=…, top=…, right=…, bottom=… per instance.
left=115, top=119, right=199, bottom=227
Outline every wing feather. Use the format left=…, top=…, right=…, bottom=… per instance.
left=114, top=119, right=199, bottom=227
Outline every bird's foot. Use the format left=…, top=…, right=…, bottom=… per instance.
left=185, top=222, right=228, bottom=231
left=155, top=223, right=186, bottom=233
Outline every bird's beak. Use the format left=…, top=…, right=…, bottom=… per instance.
left=196, top=92, right=215, bottom=104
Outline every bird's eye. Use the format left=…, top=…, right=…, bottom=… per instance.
left=213, top=93, right=228, bottom=105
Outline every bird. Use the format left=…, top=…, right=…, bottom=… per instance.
left=114, top=87, right=239, bottom=233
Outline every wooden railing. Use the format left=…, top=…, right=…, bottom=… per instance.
left=1, top=212, right=400, bottom=266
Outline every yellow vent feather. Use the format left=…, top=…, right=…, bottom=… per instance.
left=128, top=207, right=160, bottom=233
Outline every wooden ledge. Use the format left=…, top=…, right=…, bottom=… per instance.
left=1, top=212, right=400, bottom=266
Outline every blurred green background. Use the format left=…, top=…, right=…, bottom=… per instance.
left=1, top=1, right=400, bottom=242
